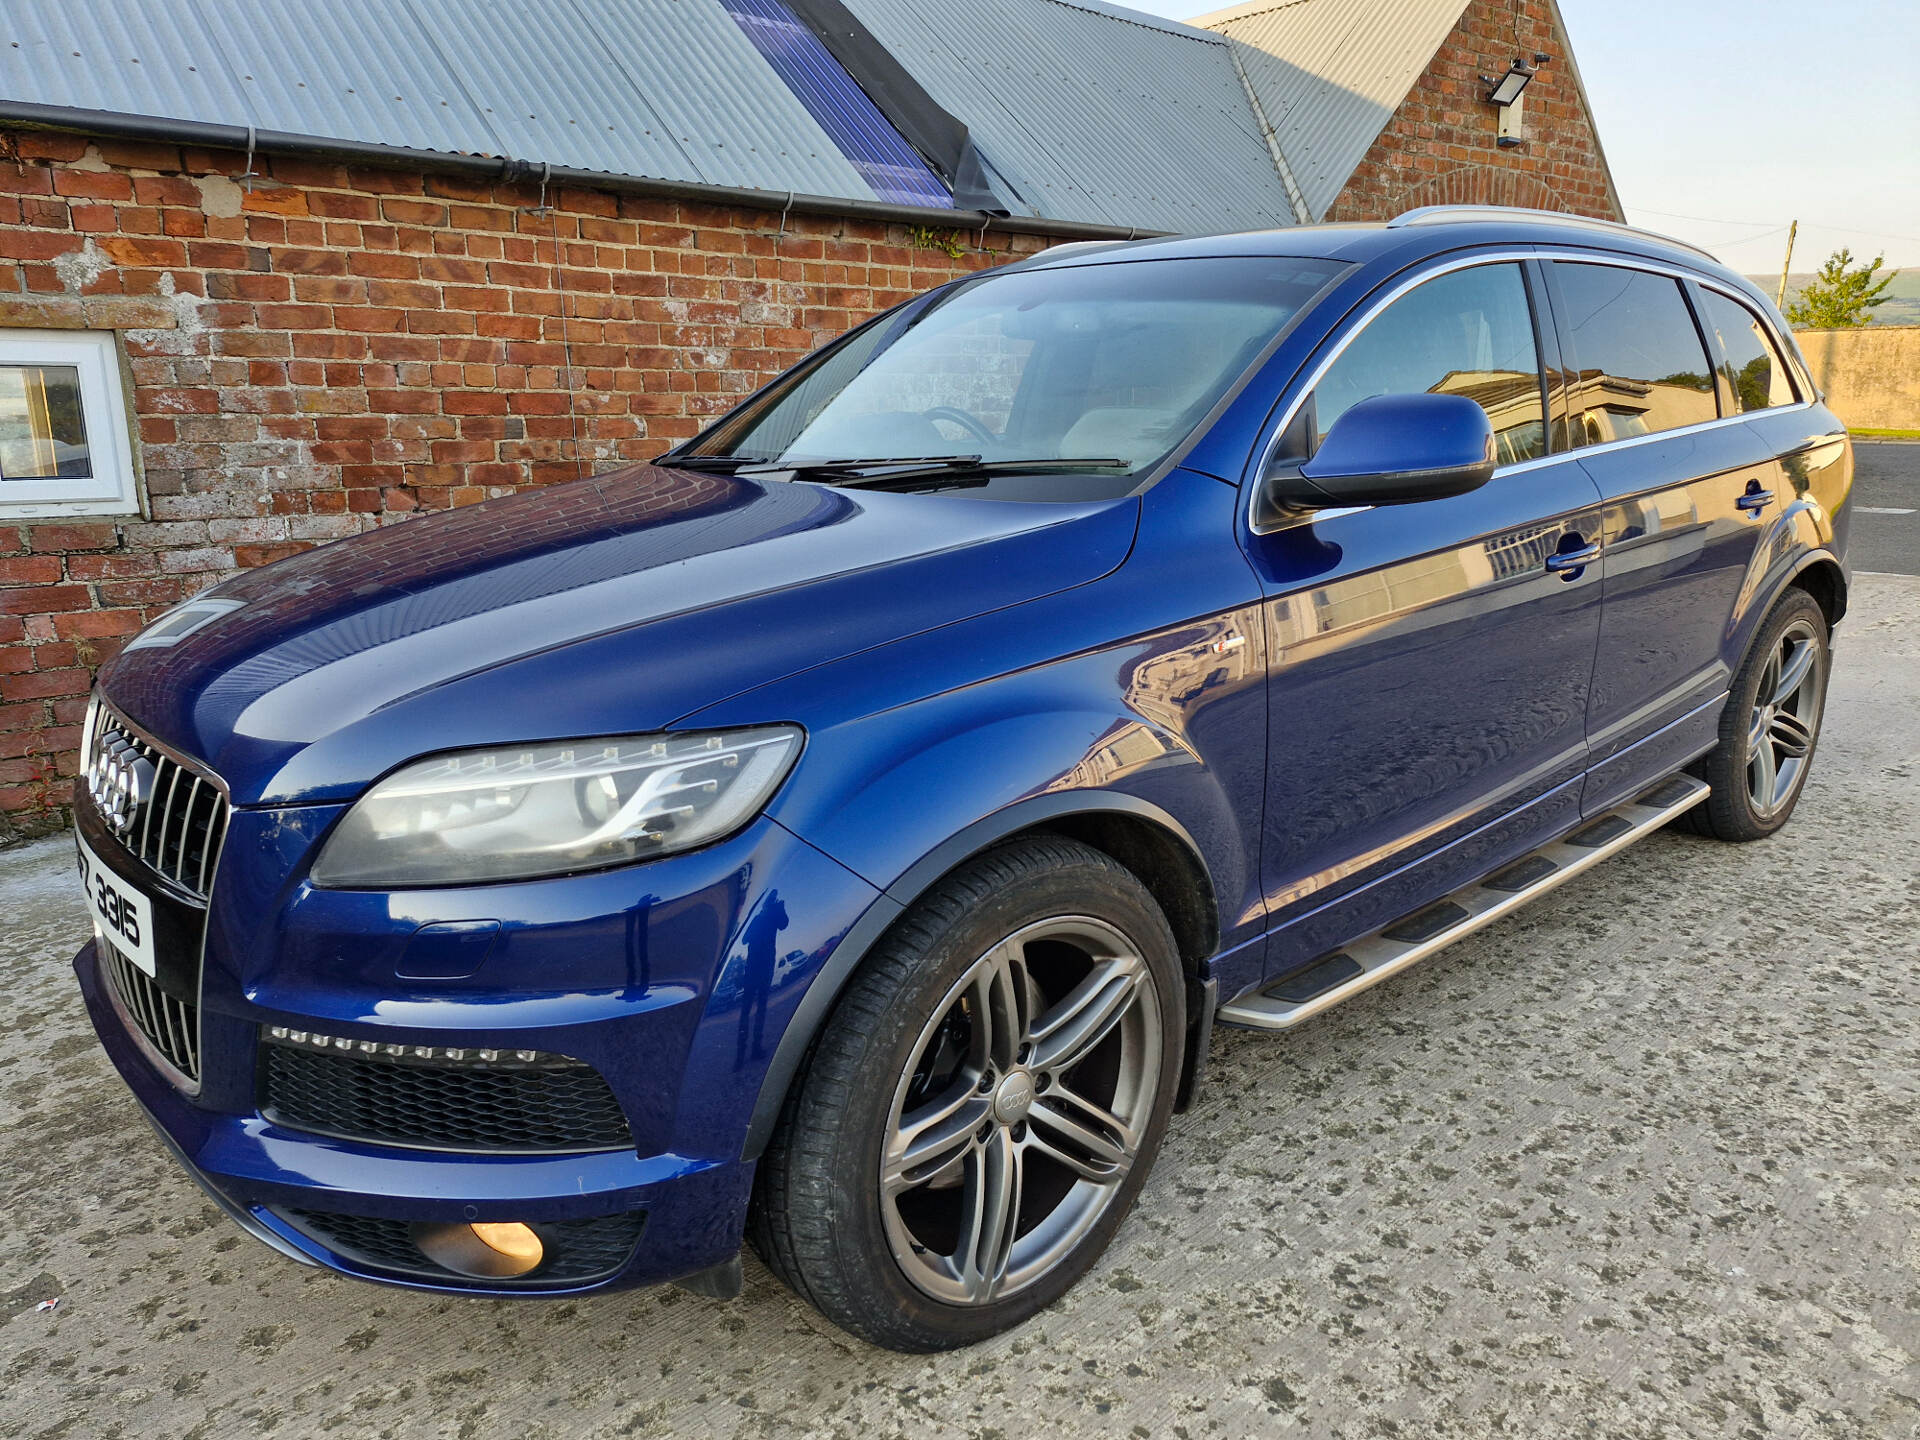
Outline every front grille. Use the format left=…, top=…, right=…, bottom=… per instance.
left=101, top=941, right=200, bottom=1080
left=82, top=700, right=229, bottom=900
left=274, top=1207, right=646, bottom=1288
left=259, top=1037, right=634, bottom=1153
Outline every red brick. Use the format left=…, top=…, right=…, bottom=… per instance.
left=0, top=668, right=91, bottom=702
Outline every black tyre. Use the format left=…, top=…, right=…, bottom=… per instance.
left=750, top=837, right=1185, bottom=1352
left=1683, top=587, right=1830, bottom=841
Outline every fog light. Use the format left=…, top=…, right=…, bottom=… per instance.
left=410, top=1220, right=545, bottom=1278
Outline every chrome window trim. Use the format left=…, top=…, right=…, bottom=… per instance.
left=1244, top=246, right=1815, bottom=537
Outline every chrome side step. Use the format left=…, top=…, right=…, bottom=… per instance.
left=1216, top=774, right=1710, bottom=1031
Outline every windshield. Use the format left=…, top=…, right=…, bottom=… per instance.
left=679, top=256, right=1345, bottom=492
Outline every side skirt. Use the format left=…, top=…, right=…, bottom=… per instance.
left=1216, top=773, right=1709, bottom=1031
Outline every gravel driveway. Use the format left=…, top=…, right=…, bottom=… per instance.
left=3, top=574, right=1916, bottom=1440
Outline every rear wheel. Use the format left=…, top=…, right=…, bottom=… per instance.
left=1684, top=588, right=1830, bottom=841
left=751, top=837, right=1184, bottom=1351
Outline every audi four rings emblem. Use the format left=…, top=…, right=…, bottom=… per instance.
left=86, top=734, right=154, bottom=840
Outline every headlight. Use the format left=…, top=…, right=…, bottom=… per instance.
left=311, top=726, right=803, bottom=888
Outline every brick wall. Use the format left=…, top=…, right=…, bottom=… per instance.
left=0, top=130, right=1036, bottom=837
left=1325, top=0, right=1621, bottom=223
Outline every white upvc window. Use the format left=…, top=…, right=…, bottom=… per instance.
left=0, top=329, right=140, bottom=518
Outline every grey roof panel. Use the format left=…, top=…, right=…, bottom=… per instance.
left=0, top=0, right=876, bottom=197
left=188, top=0, right=510, bottom=158
left=1197, top=0, right=1467, bottom=219
left=842, top=0, right=1300, bottom=232
left=2, top=0, right=259, bottom=126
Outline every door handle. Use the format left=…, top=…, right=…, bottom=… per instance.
left=1736, top=489, right=1774, bottom=513
left=1544, top=542, right=1599, bottom=574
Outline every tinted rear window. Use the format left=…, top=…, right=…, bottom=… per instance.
left=1554, top=263, right=1717, bottom=444
left=1699, top=289, right=1798, bottom=413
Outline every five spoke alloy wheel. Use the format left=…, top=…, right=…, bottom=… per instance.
left=1745, top=616, right=1824, bottom=819
left=880, top=916, right=1162, bottom=1306
left=1685, top=586, right=1831, bottom=842
left=751, top=836, right=1183, bottom=1351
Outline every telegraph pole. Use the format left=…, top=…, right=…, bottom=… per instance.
left=1776, top=219, right=1798, bottom=309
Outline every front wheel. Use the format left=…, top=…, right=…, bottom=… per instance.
left=1684, top=587, right=1831, bottom=841
left=751, top=837, right=1184, bottom=1351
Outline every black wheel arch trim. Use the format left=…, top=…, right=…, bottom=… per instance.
left=1783, top=548, right=1848, bottom=628
left=741, top=791, right=1219, bottom=1159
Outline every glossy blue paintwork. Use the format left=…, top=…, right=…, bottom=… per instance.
left=76, top=215, right=1853, bottom=1298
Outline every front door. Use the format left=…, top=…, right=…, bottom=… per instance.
left=1242, top=260, right=1606, bottom=979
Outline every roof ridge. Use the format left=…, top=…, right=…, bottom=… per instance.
left=1031, top=0, right=1231, bottom=44
left=1188, top=0, right=1317, bottom=30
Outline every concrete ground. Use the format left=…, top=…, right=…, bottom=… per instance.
left=2, top=574, right=1916, bottom=1440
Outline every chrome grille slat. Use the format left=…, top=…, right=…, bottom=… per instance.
left=82, top=700, right=227, bottom=1089
left=100, top=941, right=200, bottom=1083
left=85, top=703, right=229, bottom=905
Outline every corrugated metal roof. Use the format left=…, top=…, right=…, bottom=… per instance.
left=0, top=0, right=1478, bottom=232
left=0, top=0, right=876, bottom=197
left=1194, top=0, right=1468, bottom=220
left=840, top=0, right=1299, bottom=233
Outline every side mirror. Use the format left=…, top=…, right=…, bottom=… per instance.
left=1265, top=392, right=1496, bottom=511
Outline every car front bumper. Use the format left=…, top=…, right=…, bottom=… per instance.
left=73, top=804, right=883, bottom=1297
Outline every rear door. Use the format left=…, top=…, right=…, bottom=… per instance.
left=1243, top=258, right=1606, bottom=977
left=1541, top=258, right=1781, bottom=811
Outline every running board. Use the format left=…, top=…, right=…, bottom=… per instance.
left=1216, top=774, right=1710, bottom=1031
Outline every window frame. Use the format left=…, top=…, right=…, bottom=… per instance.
left=1689, top=281, right=1804, bottom=415
left=1244, top=247, right=1816, bottom=536
left=0, top=328, right=141, bottom=519
left=1300, top=257, right=1553, bottom=468
left=1540, top=258, right=1723, bottom=446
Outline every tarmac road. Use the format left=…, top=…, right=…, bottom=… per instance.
left=1852, top=440, right=1920, bottom=576
left=2, top=574, right=1916, bottom=1440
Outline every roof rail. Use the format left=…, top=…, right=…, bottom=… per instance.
left=1386, top=205, right=1720, bottom=263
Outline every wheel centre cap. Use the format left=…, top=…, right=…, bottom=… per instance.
left=993, top=1070, right=1035, bottom=1125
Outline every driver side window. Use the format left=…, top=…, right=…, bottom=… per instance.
left=1313, top=263, right=1547, bottom=467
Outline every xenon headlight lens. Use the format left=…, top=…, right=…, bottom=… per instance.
left=311, top=726, right=802, bottom=888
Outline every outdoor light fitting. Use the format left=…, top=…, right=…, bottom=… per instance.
left=1482, top=56, right=1547, bottom=147
left=1485, top=60, right=1536, bottom=107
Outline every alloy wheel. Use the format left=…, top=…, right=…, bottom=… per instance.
left=879, top=915, right=1162, bottom=1305
left=1746, top=616, right=1824, bottom=818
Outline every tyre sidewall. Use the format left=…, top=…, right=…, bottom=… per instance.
left=801, top=844, right=1184, bottom=1350
left=1714, top=589, right=1830, bottom=838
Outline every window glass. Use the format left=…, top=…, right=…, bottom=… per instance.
left=0, top=330, right=138, bottom=517
left=0, top=364, right=91, bottom=480
left=692, top=257, right=1345, bottom=477
left=1554, top=264, right=1717, bottom=443
left=1699, top=289, right=1798, bottom=413
left=1312, top=263, right=1546, bottom=466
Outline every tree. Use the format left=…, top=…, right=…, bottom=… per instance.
left=1784, top=248, right=1899, bottom=329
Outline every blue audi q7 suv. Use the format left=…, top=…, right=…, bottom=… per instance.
left=73, top=208, right=1851, bottom=1351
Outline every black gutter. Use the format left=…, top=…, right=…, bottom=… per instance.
left=0, top=102, right=1161, bottom=243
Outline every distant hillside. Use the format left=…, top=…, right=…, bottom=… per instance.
left=1746, top=266, right=1920, bottom=327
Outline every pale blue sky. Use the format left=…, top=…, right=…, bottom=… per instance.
left=1121, top=0, right=1920, bottom=272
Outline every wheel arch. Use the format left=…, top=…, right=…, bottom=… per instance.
left=741, top=792, right=1219, bottom=1159
left=1787, top=552, right=1848, bottom=629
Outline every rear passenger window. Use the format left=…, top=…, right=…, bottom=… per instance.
left=1699, top=289, right=1798, bottom=412
left=1312, top=263, right=1546, bottom=466
left=1554, top=264, right=1718, bottom=443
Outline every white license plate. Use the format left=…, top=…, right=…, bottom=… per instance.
left=76, top=833, right=156, bottom=977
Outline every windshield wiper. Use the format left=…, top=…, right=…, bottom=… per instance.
left=747, top=456, right=1133, bottom=486
left=651, top=454, right=778, bottom=473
